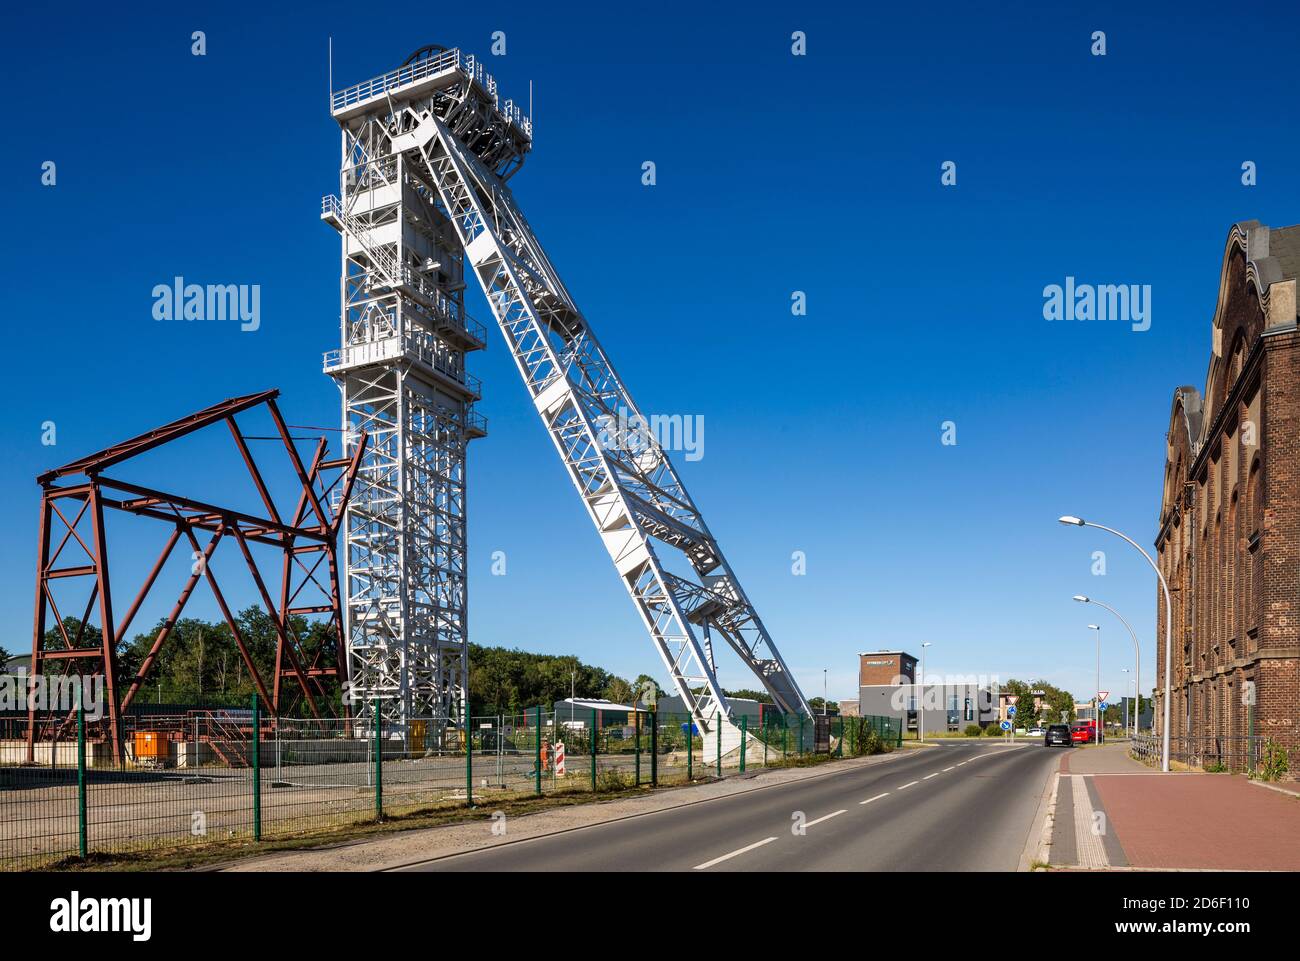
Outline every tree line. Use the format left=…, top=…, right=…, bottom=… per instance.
left=22, top=616, right=664, bottom=719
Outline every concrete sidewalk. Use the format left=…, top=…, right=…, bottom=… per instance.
left=1047, top=742, right=1300, bottom=871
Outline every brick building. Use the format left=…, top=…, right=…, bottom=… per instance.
left=857, top=650, right=917, bottom=686
left=1155, top=220, right=1300, bottom=771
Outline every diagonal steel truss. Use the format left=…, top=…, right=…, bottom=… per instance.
left=328, top=47, right=809, bottom=745
left=27, top=390, right=364, bottom=762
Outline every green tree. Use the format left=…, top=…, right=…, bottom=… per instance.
left=632, top=673, right=664, bottom=703
left=1002, top=679, right=1038, bottom=726
left=1030, top=680, right=1076, bottom=725
left=602, top=676, right=634, bottom=706
left=0, top=645, right=9, bottom=673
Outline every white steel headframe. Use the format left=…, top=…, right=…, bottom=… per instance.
left=327, top=47, right=810, bottom=745
left=323, top=52, right=489, bottom=738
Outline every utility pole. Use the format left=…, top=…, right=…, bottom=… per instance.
left=1088, top=624, right=1101, bottom=744
left=919, top=643, right=932, bottom=743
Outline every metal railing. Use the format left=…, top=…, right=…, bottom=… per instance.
left=323, top=334, right=482, bottom=398
left=2, top=705, right=896, bottom=870
left=329, top=47, right=532, bottom=138
left=1131, top=732, right=1263, bottom=772
left=331, top=48, right=464, bottom=112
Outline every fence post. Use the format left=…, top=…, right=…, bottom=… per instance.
left=783, top=717, right=789, bottom=758
left=251, top=694, right=261, bottom=841
left=650, top=710, right=658, bottom=787
left=836, top=716, right=843, bottom=757
left=533, top=706, right=542, bottom=796
left=373, top=700, right=382, bottom=820
left=590, top=708, right=598, bottom=791
left=716, top=716, right=722, bottom=776
left=799, top=714, right=805, bottom=755
left=465, top=715, right=473, bottom=808
left=77, top=690, right=87, bottom=860
left=1248, top=701, right=1256, bottom=775
left=740, top=715, right=747, bottom=773
left=634, top=710, right=641, bottom=786
left=687, top=715, right=693, bottom=780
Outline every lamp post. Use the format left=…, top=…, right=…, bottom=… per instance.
left=1073, top=594, right=1140, bottom=744
left=1059, top=515, right=1172, bottom=772
left=1120, top=668, right=1131, bottom=737
left=1087, top=624, right=1101, bottom=744
left=919, top=642, right=932, bottom=743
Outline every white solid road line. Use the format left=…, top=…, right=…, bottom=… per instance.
left=693, top=836, right=779, bottom=870
left=898, top=780, right=919, bottom=790
left=860, top=793, right=889, bottom=805
left=943, top=766, right=955, bottom=771
left=803, top=809, right=848, bottom=829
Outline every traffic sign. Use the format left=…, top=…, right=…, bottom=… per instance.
left=1000, top=720, right=1012, bottom=731
left=1006, top=705, right=1017, bottom=716
left=1097, top=691, right=1109, bottom=702
left=1099, top=702, right=1108, bottom=710
left=554, top=741, right=566, bottom=777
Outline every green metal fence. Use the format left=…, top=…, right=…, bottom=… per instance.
left=1, top=703, right=900, bottom=870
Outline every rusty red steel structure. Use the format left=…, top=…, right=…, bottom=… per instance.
left=27, top=389, right=367, bottom=762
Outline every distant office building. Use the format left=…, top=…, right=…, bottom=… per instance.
left=856, top=650, right=995, bottom=734
left=858, top=650, right=917, bottom=686
left=996, top=689, right=1049, bottom=725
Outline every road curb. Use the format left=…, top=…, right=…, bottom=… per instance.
left=1247, top=778, right=1300, bottom=799
left=1025, top=770, right=1059, bottom=871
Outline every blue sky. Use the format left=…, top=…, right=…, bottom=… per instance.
left=5, top=1, right=1298, bottom=707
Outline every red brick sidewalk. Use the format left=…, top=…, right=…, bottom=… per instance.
left=1093, top=772, right=1300, bottom=870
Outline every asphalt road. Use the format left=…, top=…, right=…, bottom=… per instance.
left=394, top=740, right=1060, bottom=872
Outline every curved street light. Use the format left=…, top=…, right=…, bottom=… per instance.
left=1074, top=594, right=1140, bottom=743
left=1060, top=515, right=1171, bottom=771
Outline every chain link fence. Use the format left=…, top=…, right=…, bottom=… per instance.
left=2, top=701, right=901, bottom=870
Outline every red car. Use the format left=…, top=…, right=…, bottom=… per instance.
left=1070, top=721, right=1101, bottom=744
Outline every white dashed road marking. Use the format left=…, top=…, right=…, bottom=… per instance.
left=860, top=793, right=889, bottom=805
left=803, top=809, right=847, bottom=829
left=693, top=836, right=778, bottom=870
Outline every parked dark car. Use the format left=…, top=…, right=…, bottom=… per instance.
left=1045, top=724, right=1072, bottom=747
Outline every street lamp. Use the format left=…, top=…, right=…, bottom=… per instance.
left=1073, top=594, right=1140, bottom=744
left=1059, top=515, right=1172, bottom=772
left=919, top=642, right=932, bottom=743
left=1087, top=624, right=1101, bottom=745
